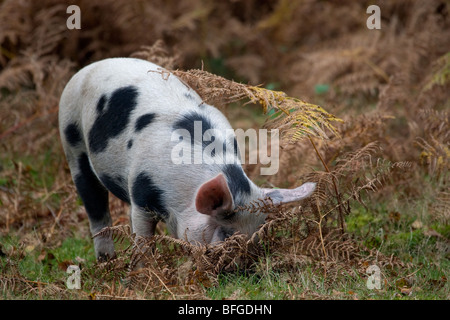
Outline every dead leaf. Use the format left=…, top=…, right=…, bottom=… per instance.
left=75, top=256, right=86, bottom=264
left=332, top=289, right=344, bottom=297
left=24, top=245, right=35, bottom=253
left=429, top=276, right=447, bottom=290
left=348, top=289, right=359, bottom=299
left=389, top=211, right=401, bottom=222
left=224, top=289, right=243, bottom=300
left=395, top=278, right=411, bottom=288
left=347, top=290, right=359, bottom=300
left=58, top=260, right=73, bottom=271
left=193, top=269, right=213, bottom=288
left=396, top=278, right=413, bottom=295
left=37, top=250, right=46, bottom=262
left=411, top=220, right=423, bottom=230
left=423, top=228, right=444, bottom=238
left=400, top=287, right=413, bottom=296
left=177, top=260, right=194, bottom=284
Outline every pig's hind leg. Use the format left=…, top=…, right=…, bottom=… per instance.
left=70, top=152, right=115, bottom=261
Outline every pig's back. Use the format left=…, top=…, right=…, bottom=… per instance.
left=59, top=58, right=242, bottom=214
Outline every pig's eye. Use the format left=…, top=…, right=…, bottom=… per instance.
left=224, top=210, right=235, bottom=218
left=218, top=210, right=236, bottom=223
left=218, top=227, right=235, bottom=240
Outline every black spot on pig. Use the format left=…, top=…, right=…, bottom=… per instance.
left=173, top=112, right=213, bottom=146
left=135, top=113, right=156, bottom=132
left=222, top=164, right=251, bottom=200
left=127, top=140, right=133, bottom=149
left=233, top=138, right=240, bottom=158
left=184, top=92, right=194, bottom=101
left=132, top=172, right=168, bottom=219
left=184, top=92, right=202, bottom=105
left=222, top=137, right=240, bottom=162
left=74, top=153, right=109, bottom=222
left=207, top=136, right=217, bottom=157
left=96, top=95, right=107, bottom=113
left=64, top=123, right=82, bottom=147
left=100, top=174, right=130, bottom=204
left=89, top=86, right=139, bottom=153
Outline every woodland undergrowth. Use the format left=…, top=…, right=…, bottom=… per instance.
left=0, top=0, right=448, bottom=299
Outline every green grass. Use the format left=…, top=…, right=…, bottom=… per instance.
left=0, top=234, right=96, bottom=299
left=2, top=215, right=447, bottom=300
left=0, top=156, right=448, bottom=299
left=208, top=272, right=296, bottom=299
left=208, top=181, right=449, bottom=300
left=1, top=189, right=449, bottom=300
left=207, top=264, right=448, bottom=300
left=344, top=197, right=449, bottom=300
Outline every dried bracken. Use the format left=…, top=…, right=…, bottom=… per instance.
left=169, top=67, right=341, bottom=141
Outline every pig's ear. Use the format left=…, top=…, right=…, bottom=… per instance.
left=195, top=173, right=234, bottom=217
left=261, top=182, right=316, bottom=205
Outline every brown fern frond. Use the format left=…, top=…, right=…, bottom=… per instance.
left=0, top=61, right=36, bottom=91
left=92, top=225, right=134, bottom=245
left=431, top=191, right=450, bottom=225
left=334, top=141, right=381, bottom=176
left=423, top=52, right=450, bottom=91
left=130, top=40, right=181, bottom=70
left=169, top=68, right=342, bottom=141
left=416, top=136, right=449, bottom=178
left=417, top=108, right=450, bottom=142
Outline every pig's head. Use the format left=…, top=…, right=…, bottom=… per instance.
left=194, top=172, right=316, bottom=243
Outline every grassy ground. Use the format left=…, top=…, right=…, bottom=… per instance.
left=1, top=189, right=448, bottom=299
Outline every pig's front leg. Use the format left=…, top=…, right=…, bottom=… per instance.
left=130, top=206, right=158, bottom=239
left=129, top=171, right=168, bottom=240
left=129, top=206, right=159, bottom=268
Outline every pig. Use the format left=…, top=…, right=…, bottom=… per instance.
left=58, top=58, right=316, bottom=261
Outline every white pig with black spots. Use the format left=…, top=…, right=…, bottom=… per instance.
left=59, top=58, right=316, bottom=261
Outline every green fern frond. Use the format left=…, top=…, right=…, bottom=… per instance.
left=424, top=52, right=450, bottom=91
left=259, top=91, right=343, bottom=141
left=172, top=68, right=342, bottom=141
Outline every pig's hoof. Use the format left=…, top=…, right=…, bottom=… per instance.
left=97, top=251, right=117, bottom=262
